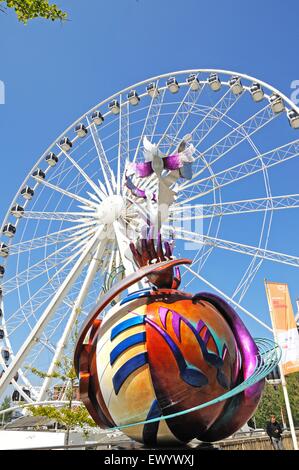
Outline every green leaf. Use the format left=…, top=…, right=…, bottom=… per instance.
left=0, top=0, right=67, bottom=23
left=254, top=372, right=299, bottom=428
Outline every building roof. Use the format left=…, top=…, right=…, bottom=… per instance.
left=4, top=415, right=56, bottom=429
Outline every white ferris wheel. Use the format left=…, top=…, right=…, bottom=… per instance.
left=0, top=69, right=299, bottom=405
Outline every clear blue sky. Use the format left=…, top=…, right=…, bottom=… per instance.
left=0, top=0, right=299, bottom=340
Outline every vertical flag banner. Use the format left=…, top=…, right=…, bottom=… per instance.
left=265, top=281, right=299, bottom=375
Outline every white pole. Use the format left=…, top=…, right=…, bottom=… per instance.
left=265, top=281, right=298, bottom=450
left=280, top=371, right=298, bottom=449
left=295, top=299, right=299, bottom=324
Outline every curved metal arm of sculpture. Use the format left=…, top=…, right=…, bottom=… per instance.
left=129, top=233, right=181, bottom=289
left=74, top=257, right=191, bottom=375
left=103, top=337, right=279, bottom=434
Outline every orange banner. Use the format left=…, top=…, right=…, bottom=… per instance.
left=265, top=281, right=299, bottom=375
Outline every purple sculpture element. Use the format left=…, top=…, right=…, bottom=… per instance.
left=132, top=153, right=183, bottom=178
left=192, top=292, right=264, bottom=440
left=125, top=174, right=157, bottom=202
left=126, top=136, right=195, bottom=181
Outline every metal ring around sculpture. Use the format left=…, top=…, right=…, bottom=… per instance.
left=108, top=337, right=281, bottom=432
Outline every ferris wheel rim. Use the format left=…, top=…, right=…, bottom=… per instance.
left=1, top=67, right=298, bottom=233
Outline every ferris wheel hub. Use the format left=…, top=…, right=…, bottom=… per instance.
left=97, top=195, right=125, bottom=224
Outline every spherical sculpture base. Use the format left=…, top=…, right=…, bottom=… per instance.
left=75, top=284, right=264, bottom=446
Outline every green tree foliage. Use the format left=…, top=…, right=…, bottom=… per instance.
left=285, top=372, right=299, bottom=426
left=29, top=403, right=96, bottom=430
left=254, top=372, right=299, bottom=429
left=0, top=0, right=67, bottom=23
left=27, top=356, right=96, bottom=444
left=0, top=396, right=12, bottom=423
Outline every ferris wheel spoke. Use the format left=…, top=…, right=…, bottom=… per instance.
left=37, top=338, right=56, bottom=355
left=117, top=98, right=130, bottom=194
left=184, top=265, right=272, bottom=332
left=175, top=228, right=299, bottom=268
left=58, top=145, right=107, bottom=201
left=179, top=247, right=213, bottom=291
left=232, top=259, right=263, bottom=302
left=171, top=194, right=299, bottom=220
left=3, top=234, right=89, bottom=295
left=0, top=366, right=35, bottom=402
left=132, top=87, right=167, bottom=164
left=38, top=226, right=109, bottom=400
left=186, top=87, right=242, bottom=152
left=47, top=148, right=97, bottom=188
left=129, top=89, right=167, bottom=190
left=6, top=258, right=88, bottom=338
left=147, top=88, right=166, bottom=144
left=9, top=222, right=96, bottom=256
left=37, top=178, right=98, bottom=208
left=22, top=211, right=96, bottom=222
left=133, top=80, right=160, bottom=162
left=158, top=81, right=205, bottom=153
left=184, top=103, right=277, bottom=182
left=88, top=118, right=116, bottom=195
left=178, top=139, right=299, bottom=201
left=5, top=245, right=86, bottom=330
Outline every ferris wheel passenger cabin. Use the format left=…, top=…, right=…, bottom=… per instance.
left=250, top=82, right=264, bottom=102
left=166, top=77, right=180, bottom=94
left=187, top=74, right=201, bottom=91
left=146, top=82, right=159, bottom=98
left=32, top=169, right=46, bottom=181
left=91, top=110, right=104, bottom=125
left=45, top=152, right=59, bottom=167
left=108, top=100, right=120, bottom=114
left=2, top=349, right=10, bottom=363
left=75, top=123, right=88, bottom=138
left=269, top=93, right=285, bottom=113
left=128, top=90, right=140, bottom=106
left=208, top=73, right=221, bottom=91
left=11, top=205, right=24, bottom=218
left=21, top=186, right=34, bottom=200
left=3, top=224, right=16, bottom=238
left=0, top=243, right=9, bottom=258
left=229, top=76, right=244, bottom=95
left=287, top=109, right=299, bottom=129
left=59, top=137, right=73, bottom=152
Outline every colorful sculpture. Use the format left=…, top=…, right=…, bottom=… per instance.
left=74, top=236, right=265, bottom=445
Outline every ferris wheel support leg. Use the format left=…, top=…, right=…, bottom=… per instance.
left=38, top=229, right=109, bottom=401
left=0, top=358, right=34, bottom=403
left=0, top=226, right=106, bottom=397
